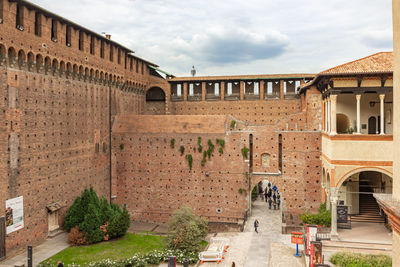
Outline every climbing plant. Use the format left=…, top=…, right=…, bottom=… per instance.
left=186, top=154, right=193, bottom=170
left=197, top=137, right=202, bottom=152
left=170, top=138, right=175, bottom=148
left=241, top=146, right=249, bottom=159
left=180, top=145, right=185, bottom=156
left=230, top=120, right=236, bottom=129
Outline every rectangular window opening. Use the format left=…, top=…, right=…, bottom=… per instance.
left=79, top=31, right=84, bottom=51
left=34, top=12, right=41, bottom=36
left=117, top=49, right=121, bottom=64
left=130, top=57, right=133, bottom=71
left=100, top=40, right=105, bottom=58
left=227, top=83, right=232, bottom=95
left=177, top=84, right=182, bottom=96
left=109, top=45, right=113, bottom=62
left=214, top=83, right=220, bottom=96
left=136, top=60, right=139, bottom=73
left=66, top=25, right=71, bottom=47
left=189, top=83, right=194, bottom=96
left=90, top=36, right=95, bottom=55
left=141, top=61, right=144, bottom=74
left=16, top=4, right=24, bottom=30
left=51, top=19, right=57, bottom=42
left=0, top=0, right=3, bottom=23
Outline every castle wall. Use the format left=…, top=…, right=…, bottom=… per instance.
left=0, top=0, right=159, bottom=254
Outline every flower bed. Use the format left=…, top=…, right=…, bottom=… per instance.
left=39, top=249, right=198, bottom=267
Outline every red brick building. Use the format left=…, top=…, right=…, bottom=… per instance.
left=0, top=0, right=324, bottom=258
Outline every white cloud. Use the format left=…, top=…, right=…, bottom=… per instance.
left=30, top=0, right=393, bottom=76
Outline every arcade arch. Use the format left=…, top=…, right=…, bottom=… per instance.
left=145, top=87, right=166, bottom=115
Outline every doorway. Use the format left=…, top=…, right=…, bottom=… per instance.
left=368, top=116, right=376, bottom=134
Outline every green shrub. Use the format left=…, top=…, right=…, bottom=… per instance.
left=179, top=145, right=185, bottom=156
left=299, top=203, right=331, bottom=227
left=330, top=252, right=391, bottom=267
left=79, top=203, right=104, bottom=244
left=218, top=147, right=223, bottom=154
left=64, top=187, right=130, bottom=245
left=167, top=206, right=208, bottom=253
left=170, top=138, right=175, bottom=148
left=230, top=120, right=236, bottom=129
left=241, top=146, right=249, bottom=159
left=198, top=145, right=202, bottom=153
left=107, top=205, right=131, bottom=239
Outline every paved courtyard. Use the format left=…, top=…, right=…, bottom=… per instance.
left=200, top=197, right=305, bottom=267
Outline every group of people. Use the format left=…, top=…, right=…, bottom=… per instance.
left=258, top=182, right=280, bottom=210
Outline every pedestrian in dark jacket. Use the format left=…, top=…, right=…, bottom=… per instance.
left=254, top=219, right=259, bottom=233
left=268, top=197, right=272, bottom=209
left=264, top=188, right=268, bottom=202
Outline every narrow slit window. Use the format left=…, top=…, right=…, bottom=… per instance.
left=117, top=49, right=121, bottom=64
left=130, top=57, right=133, bottom=71
left=109, top=45, right=113, bottom=62
left=16, top=4, right=24, bottom=30
left=136, top=59, right=139, bottom=73
left=66, top=26, right=71, bottom=47
left=100, top=40, right=105, bottom=58
left=34, top=12, right=41, bottom=36
left=0, top=0, right=3, bottom=23
left=124, top=54, right=127, bottom=69
left=51, top=19, right=57, bottom=42
left=79, top=31, right=84, bottom=51
left=141, top=61, right=144, bottom=74
left=90, top=36, right=95, bottom=55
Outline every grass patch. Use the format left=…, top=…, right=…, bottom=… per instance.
left=41, top=233, right=166, bottom=265
left=330, top=252, right=391, bottom=267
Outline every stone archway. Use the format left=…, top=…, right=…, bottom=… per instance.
left=145, top=87, right=166, bottom=115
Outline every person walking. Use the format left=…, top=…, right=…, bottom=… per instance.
left=277, top=197, right=281, bottom=210
left=57, top=260, right=64, bottom=267
left=258, top=185, right=264, bottom=201
left=264, top=187, right=268, bottom=202
left=254, top=219, right=259, bottom=233
left=268, top=197, right=272, bottom=209
left=273, top=197, right=277, bottom=210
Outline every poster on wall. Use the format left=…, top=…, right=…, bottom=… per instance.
left=5, top=196, right=24, bottom=234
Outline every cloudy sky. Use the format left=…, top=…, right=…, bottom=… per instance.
left=31, top=0, right=393, bottom=76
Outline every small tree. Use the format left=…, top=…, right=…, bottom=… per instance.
left=107, top=205, right=131, bottom=239
left=167, top=206, right=208, bottom=253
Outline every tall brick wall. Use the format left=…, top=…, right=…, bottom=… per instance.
left=169, top=99, right=301, bottom=125
left=0, top=0, right=159, bottom=254
left=112, top=113, right=322, bottom=231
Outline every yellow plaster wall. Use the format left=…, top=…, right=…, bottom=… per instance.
left=333, top=79, right=358, bottom=88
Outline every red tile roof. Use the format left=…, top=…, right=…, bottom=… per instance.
left=299, top=52, right=393, bottom=93
left=320, top=52, right=393, bottom=75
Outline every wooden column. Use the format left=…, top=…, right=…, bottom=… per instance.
left=380, top=94, right=385, bottom=134
left=259, top=80, right=265, bottom=100
left=280, top=80, right=284, bottom=100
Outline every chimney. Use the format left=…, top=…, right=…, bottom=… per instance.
left=105, top=34, right=111, bottom=40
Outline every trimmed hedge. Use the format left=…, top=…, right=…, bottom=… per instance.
left=299, top=203, right=331, bottom=227
left=330, top=252, right=391, bottom=267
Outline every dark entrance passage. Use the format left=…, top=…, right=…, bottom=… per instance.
left=368, top=116, right=376, bottom=134
left=145, top=87, right=165, bottom=115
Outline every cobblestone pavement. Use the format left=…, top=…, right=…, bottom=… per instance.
left=199, top=197, right=305, bottom=267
